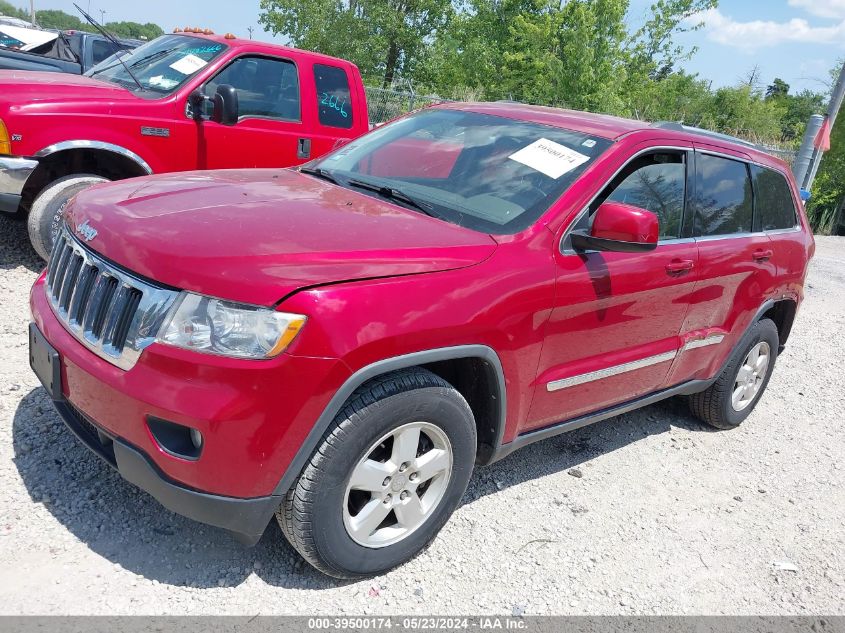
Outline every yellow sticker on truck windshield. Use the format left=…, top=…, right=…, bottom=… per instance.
left=508, top=138, right=591, bottom=179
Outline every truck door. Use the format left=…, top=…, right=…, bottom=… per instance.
left=195, top=54, right=306, bottom=169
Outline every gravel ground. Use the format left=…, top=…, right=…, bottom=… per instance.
left=0, top=213, right=843, bottom=615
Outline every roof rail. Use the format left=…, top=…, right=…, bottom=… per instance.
left=652, top=121, right=757, bottom=148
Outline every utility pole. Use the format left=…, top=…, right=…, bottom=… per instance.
left=99, top=9, right=106, bottom=24
left=30, top=0, right=35, bottom=25
left=796, top=62, right=845, bottom=193
left=247, top=26, right=254, bottom=39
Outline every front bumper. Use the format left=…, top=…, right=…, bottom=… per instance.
left=29, top=272, right=352, bottom=540
left=51, top=394, right=279, bottom=545
left=0, top=155, right=37, bottom=214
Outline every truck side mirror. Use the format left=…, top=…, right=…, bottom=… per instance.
left=211, top=84, right=239, bottom=126
left=187, top=90, right=207, bottom=120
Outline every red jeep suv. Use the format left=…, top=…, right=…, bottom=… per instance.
left=29, top=103, right=814, bottom=578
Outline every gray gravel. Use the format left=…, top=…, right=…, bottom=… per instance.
left=1, top=213, right=843, bottom=615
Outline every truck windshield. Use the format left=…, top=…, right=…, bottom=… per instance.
left=86, top=35, right=227, bottom=96
left=310, top=109, right=612, bottom=234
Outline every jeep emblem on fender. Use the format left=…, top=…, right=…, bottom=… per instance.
left=76, top=220, right=98, bottom=242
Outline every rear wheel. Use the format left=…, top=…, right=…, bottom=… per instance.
left=27, top=175, right=109, bottom=260
left=278, top=368, right=476, bottom=578
left=688, top=318, right=779, bottom=429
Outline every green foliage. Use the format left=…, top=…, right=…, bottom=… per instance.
left=259, top=0, right=452, bottom=87
left=31, top=8, right=90, bottom=31
left=0, top=0, right=28, bottom=20
left=1, top=2, right=163, bottom=41
left=104, top=21, right=164, bottom=40
left=259, top=0, right=828, bottom=150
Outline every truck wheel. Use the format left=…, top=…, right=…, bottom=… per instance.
left=688, top=318, right=779, bottom=429
left=278, top=368, right=476, bottom=578
left=27, top=175, right=109, bottom=260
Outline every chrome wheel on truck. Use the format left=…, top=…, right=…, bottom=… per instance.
left=278, top=368, right=476, bottom=579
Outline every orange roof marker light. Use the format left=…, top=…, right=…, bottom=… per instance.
left=224, top=33, right=236, bottom=39
left=203, top=28, right=214, bottom=34
left=173, top=27, right=182, bottom=32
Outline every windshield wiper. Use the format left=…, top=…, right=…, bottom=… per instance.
left=73, top=3, right=143, bottom=91
left=346, top=178, right=440, bottom=218
left=299, top=166, right=340, bottom=185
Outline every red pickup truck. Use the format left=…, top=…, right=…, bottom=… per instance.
left=0, top=31, right=369, bottom=258
left=29, top=102, right=813, bottom=578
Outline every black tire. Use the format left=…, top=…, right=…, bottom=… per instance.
left=27, top=175, right=109, bottom=260
left=278, top=368, right=476, bottom=579
left=688, top=318, right=779, bottom=429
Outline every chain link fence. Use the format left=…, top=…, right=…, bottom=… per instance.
left=364, top=86, right=450, bottom=125
left=363, top=85, right=799, bottom=165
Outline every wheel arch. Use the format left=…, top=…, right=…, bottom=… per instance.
left=758, top=298, right=798, bottom=351
left=19, top=141, right=152, bottom=214
left=272, top=345, right=507, bottom=496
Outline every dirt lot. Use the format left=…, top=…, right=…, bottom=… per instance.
left=0, top=213, right=842, bottom=615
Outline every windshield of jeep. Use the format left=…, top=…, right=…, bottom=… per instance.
left=309, top=108, right=612, bottom=234
left=85, top=35, right=227, bottom=96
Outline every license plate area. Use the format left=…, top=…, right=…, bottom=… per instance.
left=29, top=323, right=62, bottom=400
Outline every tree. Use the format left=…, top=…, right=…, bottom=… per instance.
left=766, top=78, right=790, bottom=100
left=30, top=9, right=90, bottom=31
left=0, top=0, right=29, bottom=20
left=105, top=21, right=164, bottom=40
left=626, top=0, right=717, bottom=81
left=259, top=0, right=452, bottom=87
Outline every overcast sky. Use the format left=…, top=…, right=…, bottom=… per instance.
left=14, top=0, right=845, bottom=94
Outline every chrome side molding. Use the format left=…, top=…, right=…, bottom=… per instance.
left=546, top=350, right=678, bottom=392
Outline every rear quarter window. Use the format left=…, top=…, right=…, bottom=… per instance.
left=314, top=64, right=353, bottom=129
left=751, top=165, right=798, bottom=231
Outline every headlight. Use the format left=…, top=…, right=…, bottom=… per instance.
left=157, top=293, right=306, bottom=359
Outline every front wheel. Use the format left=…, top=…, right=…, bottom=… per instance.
left=27, top=175, right=109, bottom=260
left=688, top=318, right=779, bottom=429
left=278, top=368, right=477, bottom=578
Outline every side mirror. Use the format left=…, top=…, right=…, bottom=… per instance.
left=187, top=90, right=207, bottom=120
left=211, top=84, right=238, bottom=126
left=571, top=201, right=658, bottom=253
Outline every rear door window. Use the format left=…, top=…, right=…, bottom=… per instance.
left=91, top=39, right=118, bottom=65
left=314, top=64, right=353, bottom=129
left=694, top=153, right=753, bottom=237
left=751, top=165, right=798, bottom=231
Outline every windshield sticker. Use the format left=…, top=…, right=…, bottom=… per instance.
left=582, top=139, right=597, bottom=148
left=180, top=45, right=223, bottom=56
left=509, top=138, right=591, bottom=179
left=169, top=54, right=208, bottom=75
left=149, top=75, right=179, bottom=90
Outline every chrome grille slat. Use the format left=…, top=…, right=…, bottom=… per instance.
left=68, top=264, right=98, bottom=326
left=44, top=227, right=179, bottom=371
left=51, top=244, right=74, bottom=301
left=58, top=253, right=83, bottom=312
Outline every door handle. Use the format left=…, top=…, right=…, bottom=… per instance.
left=665, top=259, right=694, bottom=275
left=297, top=138, right=311, bottom=160
left=752, top=249, right=773, bottom=262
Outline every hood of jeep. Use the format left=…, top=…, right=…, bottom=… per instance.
left=64, top=169, right=498, bottom=306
